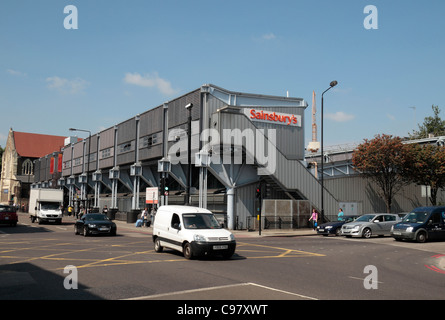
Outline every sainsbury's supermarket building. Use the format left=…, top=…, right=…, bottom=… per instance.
left=33, top=84, right=338, bottom=229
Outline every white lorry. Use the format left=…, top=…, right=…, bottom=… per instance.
left=29, top=189, right=64, bottom=224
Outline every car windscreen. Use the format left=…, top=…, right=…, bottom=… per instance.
left=402, top=211, right=429, bottom=224
left=84, top=214, right=109, bottom=221
left=182, top=213, right=221, bottom=229
left=0, top=205, right=15, bottom=213
left=355, top=214, right=376, bottom=222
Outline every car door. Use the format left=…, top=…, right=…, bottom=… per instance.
left=383, top=215, right=397, bottom=235
left=371, top=215, right=385, bottom=235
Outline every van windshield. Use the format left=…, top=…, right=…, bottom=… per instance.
left=402, top=211, right=429, bottom=224
left=182, top=213, right=222, bottom=229
left=41, top=202, right=60, bottom=210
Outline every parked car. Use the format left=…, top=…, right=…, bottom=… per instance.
left=0, top=205, right=18, bottom=227
left=341, top=213, right=400, bottom=238
left=391, top=206, right=445, bottom=243
left=74, top=213, right=117, bottom=236
left=317, top=215, right=359, bottom=236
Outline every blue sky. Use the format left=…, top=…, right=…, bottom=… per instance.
left=1, top=0, right=444, bottom=150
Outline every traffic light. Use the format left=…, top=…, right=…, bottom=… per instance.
left=255, top=183, right=262, bottom=199
left=160, top=177, right=165, bottom=193
left=164, top=177, right=169, bottom=195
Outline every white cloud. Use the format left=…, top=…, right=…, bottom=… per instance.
left=46, top=76, right=89, bottom=94
left=6, top=69, right=27, bottom=77
left=262, top=33, right=276, bottom=40
left=325, top=111, right=355, bottom=122
left=123, top=72, right=178, bottom=96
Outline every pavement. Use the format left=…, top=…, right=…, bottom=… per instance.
left=110, top=217, right=318, bottom=238
left=17, top=211, right=318, bottom=238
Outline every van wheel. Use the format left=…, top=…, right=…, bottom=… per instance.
left=183, top=243, right=194, bottom=260
left=416, top=231, right=427, bottom=243
left=154, top=238, right=163, bottom=252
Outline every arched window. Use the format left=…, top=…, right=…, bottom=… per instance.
left=22, top=159, right=33, bottom=175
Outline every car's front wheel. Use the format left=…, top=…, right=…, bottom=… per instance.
left=362, top=228, right=372, bottom=239
left=416, top=231, right=427, bottom=243
left=183, top=242, right=194, bottom=260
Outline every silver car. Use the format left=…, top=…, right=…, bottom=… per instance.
left=341, top=213, right=401, bottom=238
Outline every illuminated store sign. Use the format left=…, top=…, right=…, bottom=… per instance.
left=244, top=108, right=301, bottom=127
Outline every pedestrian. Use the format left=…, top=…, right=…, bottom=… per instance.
left=79, top=206, right=85, bottom=219
left=141, top=207, right=149, bottom=227
left=102, top=205, right=108, bottom=214
left=68, top=205, right=73, bottom=217
left=309, top=209, right=318, bottom=230
left=338, top=208, right=344, bottom=221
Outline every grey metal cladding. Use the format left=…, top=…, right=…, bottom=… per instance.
left=167, top=89, right=201, bottom=128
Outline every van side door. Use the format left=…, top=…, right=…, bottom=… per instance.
left=167, top=213, right=183, bottom=251
left=428, top=211, right=445, bottom=240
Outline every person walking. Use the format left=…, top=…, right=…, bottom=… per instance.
left=309, top=209, right=318, bottom=230
left=338, top=208, right=344, bottom=221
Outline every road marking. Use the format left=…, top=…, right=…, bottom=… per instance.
left=348, top=276, right=384, bottom=284
left=123, top=282, right=318, bottom=300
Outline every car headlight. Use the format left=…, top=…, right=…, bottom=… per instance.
left=325, top=226, right=333, bottom=229
left=230, top=234, right=235, bottom=241
left=352, top=225, right=360, bottom=231
left=88, top=224, right=96, bottom=228
left=406, top=227, right=413, bottom=232
left=193, top=234, right=207, bottom=242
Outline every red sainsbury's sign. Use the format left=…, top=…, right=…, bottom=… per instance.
left=244, top=108, right=301, bottom=127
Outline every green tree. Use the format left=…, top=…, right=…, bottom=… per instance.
left=405, top=143, right=445, bottom=206
left=352, top=134, right=412, bottom=213
left=410, top=105, right=445, bottom=139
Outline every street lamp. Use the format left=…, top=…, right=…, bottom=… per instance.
left=69, top=128, right=92, bottom=211
left=320, top=80, right=338, bottom=222
left=185, top=103, right=193, bottom=205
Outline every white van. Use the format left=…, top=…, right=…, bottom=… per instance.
left=152, top=205, right=236, bottom=259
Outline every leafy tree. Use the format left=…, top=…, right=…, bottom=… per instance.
left=352, top=134, right=412, bottom=213
left=410, top=105, right=445, bottom=139
left=404, top=143, right=445, bottom=206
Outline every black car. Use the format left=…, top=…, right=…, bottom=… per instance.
left=317, top=215, right=359, bottom=236
left=74, top=213, right=117, bottom=236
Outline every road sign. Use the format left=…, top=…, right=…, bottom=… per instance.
left=146, top=187, right=159, bottom=204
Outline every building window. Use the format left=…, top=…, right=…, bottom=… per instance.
left=22, top=159, right=33, bottom=175
left=118, top=140, right=135, bottom=154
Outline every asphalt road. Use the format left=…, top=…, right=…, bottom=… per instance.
left=1, top=213, right=444, bottom=303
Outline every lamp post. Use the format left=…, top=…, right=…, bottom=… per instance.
left=184, top=103, right=193, bottom=205
left=69, top=127, right=92, bottom=211
left=320, top=80, right=338, bottom=222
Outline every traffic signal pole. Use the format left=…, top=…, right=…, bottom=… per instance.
left=256, top=182, right=262, bottom=236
